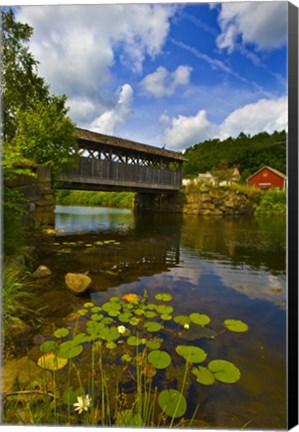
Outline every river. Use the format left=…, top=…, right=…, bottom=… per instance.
left=31, top=205, right=287, bottom=429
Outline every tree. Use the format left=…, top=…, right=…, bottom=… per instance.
left=2, top=8, right=78, bottom=178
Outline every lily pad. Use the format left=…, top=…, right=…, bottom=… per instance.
left=143, top=321, right=163, bottom=332
left=72, top=332, right=90, bottom=345
left=84, top=302, right=95, bottom=308
left=40, top=340, right=57, bottom=353
left=102, top=302, right=121, bottom=313
left=155, top=293, right=173, bottom=302
left=91, top=313, right=104, bottom=321
left=54, top=328, right=69, bottom=338
left=175, top=345, right=207, bottom=363
left=224, top=319, right=249, bottom=333
left=144, top=311, right=156, bottom=318
left=134, top=308, right=144, bottom=316
left=129, top=317, right=140, bottom=326
left=78, top=309, right=88, bottom=316
left=174, top=315, right=191, bottom=326
left=160, top=314, right=172, bottom=321
left=189, top=313, right=211, bottom=326
left=157, top=305, right=174, bottom=315
left=146, top=337, right=163, bottom=350
left=127, top=336, right=144, bottom=346
left=86, top=320, right=105, bottom=335
left=110, top=297, right=120, bottom=302
left=106, top=341, right=117, bottom=350
left=158, top=389, right=187, bottom=418
left=148, top=350, right=172, bottom=369
left=191, top=366, right=215, bottom=385
left=58, top=341, right=83, bottom=359
left=91, top=306, right=102, bottom=313
left=208, top=359, right=241, bottom=383
left=99, top=326, right=120, bottom=342
left=38, top=353, right=68, bottom=371
left=121, top=354, right=132, bottom=362
left=118, top=312, right=133, bottom=323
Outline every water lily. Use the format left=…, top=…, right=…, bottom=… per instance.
left=73, top=394, right=91, bottom=414
left=184, top=323, right=190, bottom=330
left=122, top=293, right=141, bottom=303
left=117, top=325, right=126, bottom=334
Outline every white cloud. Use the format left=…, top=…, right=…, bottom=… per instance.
left=161, top=110, right=218, bottom=150
left=16, top=4, right=176, bottom=125
left=216, top=2, right=287, bottom=52
left=140, top=65, right=192, bottom=97
left=219, top=96, right=287, bottom=139
left=161, top=96, right=287, bottom=151
left=90, top=84, right=134, bottom=135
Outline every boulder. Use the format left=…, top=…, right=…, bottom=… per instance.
left=65, top=273, right=92, bottom=295
left=31, top=265, right=52, bottom=278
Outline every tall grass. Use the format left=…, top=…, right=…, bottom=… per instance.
left=2, top=261, right=34, bottom=348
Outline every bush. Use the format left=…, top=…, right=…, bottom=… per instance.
left=255, top=189, right=286, bottom=215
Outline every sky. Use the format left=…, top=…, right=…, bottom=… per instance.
left=15, top=2, right=288, bottom=152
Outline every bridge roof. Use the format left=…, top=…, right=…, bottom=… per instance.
left=76, top=128, right=187, bottom=161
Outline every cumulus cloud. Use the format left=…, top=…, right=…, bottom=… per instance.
left=16, top=4, right=176, bottom=124
left=216, top=2, right=287, bottom=52
left=161, top=96, right=287, bottom=151
left=161, top=110, right=218, bottom=150
left=140, top=65, right=192, bottom=97
left=90, top=84, right=134, bottom=135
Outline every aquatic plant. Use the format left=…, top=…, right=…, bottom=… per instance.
left=28, top=291, right=249, bottom=426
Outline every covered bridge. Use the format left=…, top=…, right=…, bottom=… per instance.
left=57, top=128, right=186, bottom=193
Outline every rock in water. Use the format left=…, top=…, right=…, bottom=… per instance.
left=31, top=265, right=52, bottom=278
left=65, top=273, right=92, bottom=295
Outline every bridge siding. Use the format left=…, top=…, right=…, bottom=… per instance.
left=58, top=157, right=182, bottom=192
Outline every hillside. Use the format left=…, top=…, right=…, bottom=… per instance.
left=182, top=130, right=286, bottom=182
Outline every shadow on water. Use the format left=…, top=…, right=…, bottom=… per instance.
left=26, top=206, right=286, bottom=429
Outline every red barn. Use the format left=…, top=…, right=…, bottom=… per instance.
left=247, top=166, right=287, bottom=190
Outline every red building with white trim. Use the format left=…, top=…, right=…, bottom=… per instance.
left=247, top=166, right=287, bottom=190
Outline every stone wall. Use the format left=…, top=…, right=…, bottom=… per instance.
left=134, top=183, right=261, bottom=216
left=6, top=165, right=55, bottom=225
left=182, top=182, right=261, bottom=216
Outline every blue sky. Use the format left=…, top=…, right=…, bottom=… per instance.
left=16, top=2, right=288, bottom=151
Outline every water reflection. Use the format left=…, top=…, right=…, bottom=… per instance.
left=44, top=206, right=286, bottom=428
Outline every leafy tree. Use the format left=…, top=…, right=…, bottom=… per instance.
left=2, top=8, right=78, bottom=179
left=183, top=130, right=286, bottom=181
left=2, top=8, right=78, bottom=255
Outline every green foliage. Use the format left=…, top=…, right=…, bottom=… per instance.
left=2, top=261, right=34, bottom=343
left=11, top=97, right=78, bottom=177
left=55, top=189, right=134, bottom=209
left=255, top=189, right=286, bottom=215
left=183, top=130, right=286, bottom=180
left=2, top=8, right=78, bottom=179
left=6, top=291, right=248, bottom=426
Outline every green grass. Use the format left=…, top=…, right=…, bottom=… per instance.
left=2, top=261, right=35, bottom=349
left=55, top=190, right=134, bottom=209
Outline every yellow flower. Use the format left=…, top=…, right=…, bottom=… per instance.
left=184, top=323, right=190, bottom=330
left=117, top=325, right=126, bottom=334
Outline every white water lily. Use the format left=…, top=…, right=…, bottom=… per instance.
left=117, top=325, right=126, bottom=334
left=184, top=323, right=190, bottom=330
left=73, top=394, right=91, bottom=414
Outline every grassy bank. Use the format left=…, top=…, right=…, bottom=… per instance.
left=56, top=190, right=134, bottom=209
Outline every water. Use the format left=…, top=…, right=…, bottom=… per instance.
left=32, top=206, right=286, bottom=429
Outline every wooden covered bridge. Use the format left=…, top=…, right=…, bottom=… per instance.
left=57, top=128, right=186, bottom=193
